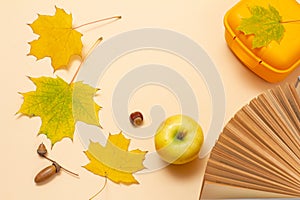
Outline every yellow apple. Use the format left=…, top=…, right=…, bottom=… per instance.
left=154, top=114, right=204, bottom=165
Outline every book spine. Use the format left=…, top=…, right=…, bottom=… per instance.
left=296, top=76, right=300, bottom=95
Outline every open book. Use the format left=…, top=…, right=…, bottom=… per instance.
left=202, top=82, right=300, bottom=197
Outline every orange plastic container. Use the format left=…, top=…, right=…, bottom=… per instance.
left=224, top=0, right=300, bottom=83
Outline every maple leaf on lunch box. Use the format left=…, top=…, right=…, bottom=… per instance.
left=18, top=76, right=101, bottom=146
left=28, top=6, right=83, bottom=71
left=83, top=132, right=147, bottom=184
left=236, top=5, right=285, bottom=48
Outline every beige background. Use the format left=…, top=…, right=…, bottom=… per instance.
left=1, top=0, right=300, bottom=199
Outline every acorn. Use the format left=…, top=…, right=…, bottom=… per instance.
left=129, top=111, right=144, bottom=126
left=34, top=162, right=61, bottom=183
left=34, top=143, right=78, bottom=184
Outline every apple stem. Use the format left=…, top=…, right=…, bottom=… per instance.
left=176, top=131, right=187, bottom=140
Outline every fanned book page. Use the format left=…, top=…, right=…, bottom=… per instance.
left=203, top=83, right=300, bottom=197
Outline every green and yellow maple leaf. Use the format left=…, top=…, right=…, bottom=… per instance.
left=28, top=6, right=83, bottom=71
left=18, top=76, right=101, bottom=145
left=237, top=5, right=285, bottom=48
left=83, top=132, right=147, bottom=184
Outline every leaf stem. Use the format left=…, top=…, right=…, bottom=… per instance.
left=70, top=37, right=103, bottom=84
left=90, top=176, right=107, bottom=200
left=281, top=19, right=300, bottom=24
left=73, top=16, right=122, bottom=29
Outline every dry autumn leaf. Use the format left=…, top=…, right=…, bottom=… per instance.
left=83, top=132, right=147, bottom=184
left=28, top=6, right=83, bottom=71
left=236, top=5, right=285, bottom=48
left=18, top=76, right=101, bottom=146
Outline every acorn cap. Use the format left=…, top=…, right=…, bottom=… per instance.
left=37, top=143, right=47, bottom=156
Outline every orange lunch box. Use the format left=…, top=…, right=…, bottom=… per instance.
left=224, top=0, right=300, bottom=83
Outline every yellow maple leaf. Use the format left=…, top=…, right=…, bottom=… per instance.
left=83, top=132, right=147, bottom=184
left=18, top=76, right=101, bottom=146
left=28, top=6, right=83, bottom=71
